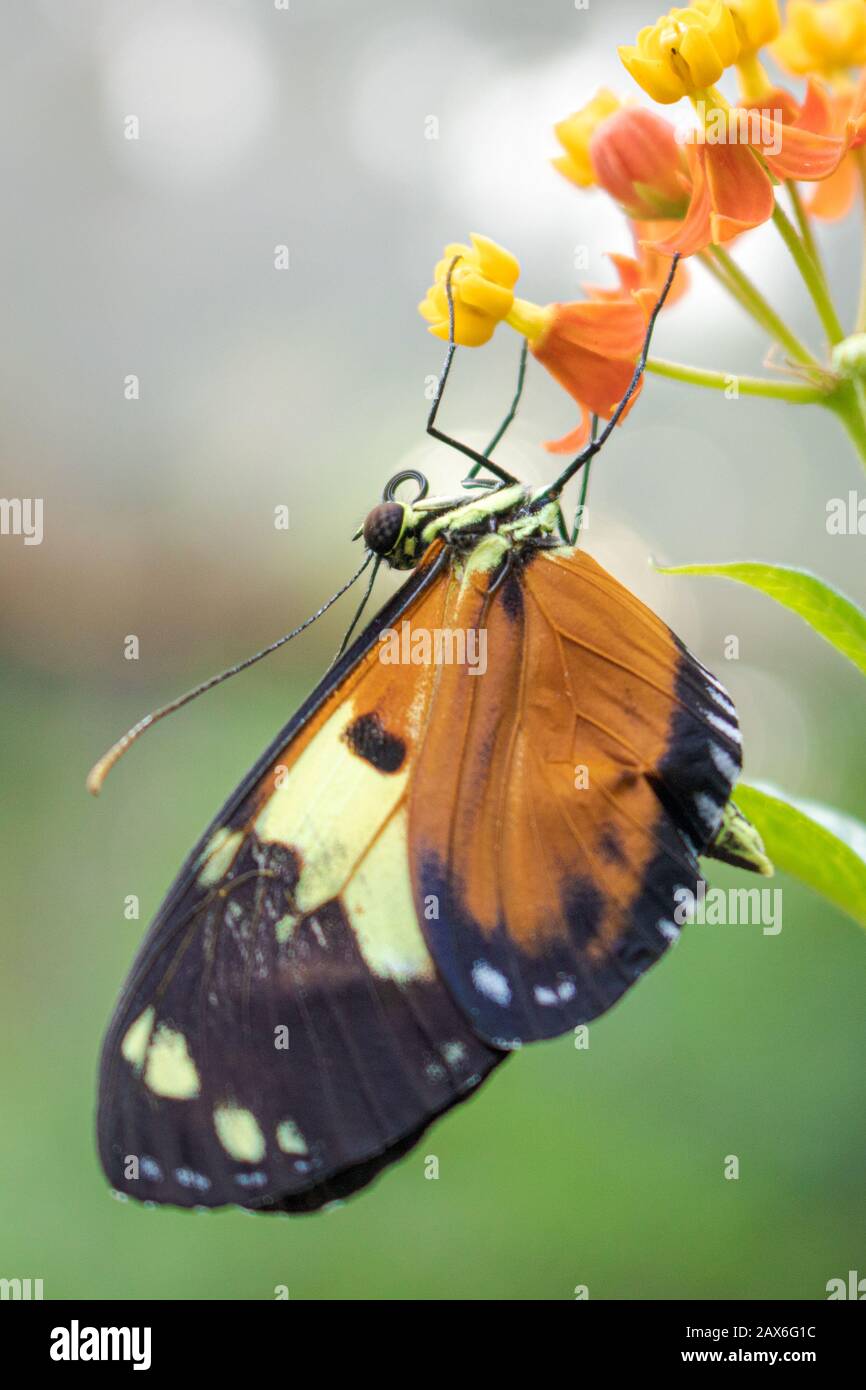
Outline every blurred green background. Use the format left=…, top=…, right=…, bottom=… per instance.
left=2, top=0, right=864, bottom=1299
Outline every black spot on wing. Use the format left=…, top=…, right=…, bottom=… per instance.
left=560, top=877, right=604, bottom=948
left=598, top=825, right=626, bottom=865
left=499, top=566, right=524, bottom=621
left=257, top=840, right=302, bottom=905
left=344, top=711, right=406, bottom=773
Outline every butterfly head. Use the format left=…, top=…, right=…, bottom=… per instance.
left=359, top=470, right=437, bottom=571
left=361, top=499, right=429, bottom=570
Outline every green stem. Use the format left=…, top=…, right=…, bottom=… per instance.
left=856, top=148, right=866, bottom=334
left=772, top=201, right=845, bottom=346
left=648, top=358, right=866, bottom=469
left=708, top=245, right=820, bottom=368
left=827, top=381, right=866, bottom=468
left=647, top=358, right=830, bottom=402
left=787, top=181, right=823, bottom=276
left=699, top=249, right=764, bottom=320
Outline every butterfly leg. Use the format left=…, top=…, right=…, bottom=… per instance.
left=426, top=257, right=518, bottom=487
left=568, top=459, right=593, bottom=544
left=461, top=339, right=529, bottom=490
left=487, top=545, right=516, bottom=596
left=538, top=253, right=681, bottom=503
left=567, top=419, right=599, bottom=544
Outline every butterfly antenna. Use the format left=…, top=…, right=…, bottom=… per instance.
left=86, top=552, right=374, bottom=796
left=570, top=425, right=596, bottom=545
left=330, top=554, right=382, bottom=667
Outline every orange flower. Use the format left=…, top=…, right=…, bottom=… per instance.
left=800, top=74, right=866, bottom=219
left=418, top=234, right=681, bottom=454
left=737, top=77, right=866, bottom=218
left=648, top=140, right=773, bottom=254
left=648, top=90, right=852, bottom=254
left=530, top=253, right=683, bottom=452
left=588, top=108, right=690, bottom=219
left=555, top=97, right=690, bottom=220
left=586, top=231, right=691, bottom=312
left=534, top=298, right=649, bottom=452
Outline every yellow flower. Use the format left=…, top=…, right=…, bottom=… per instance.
left=553, top=89, right=623, bottom=187
left=618, top=2, right=741, bottom=103
left=773, top=0, right=866, bottom=78
left=695, top=0, right=781, bottom=57
left=418, top=234, right=520, bottom=347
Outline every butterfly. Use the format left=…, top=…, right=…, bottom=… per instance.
left=92, top=255, right=768, bottom=1213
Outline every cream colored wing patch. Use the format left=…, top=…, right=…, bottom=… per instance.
left=253, top=697, right=433, bottom=984
left=120, top=1009, right=202, bottom=1099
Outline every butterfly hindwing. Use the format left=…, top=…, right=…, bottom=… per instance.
left=409, top=544, right=741, bottom=1045
left=98, top=543, right=506, bottom=1212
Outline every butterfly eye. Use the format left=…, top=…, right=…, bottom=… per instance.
left=363, top=501, right=406, bottom=556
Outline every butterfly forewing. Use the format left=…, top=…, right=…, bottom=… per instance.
left=98, top=543, right=506, bottom=1212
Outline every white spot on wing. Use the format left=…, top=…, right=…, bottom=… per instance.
left=706, top=683, right=737, bottom=718
left=533, top=979, right=577, bottom=1006
left=695, top=792, right=724, bottom=834
left=471, top=960, right=512, bottom=1006
left=703, top=708, right=741, bottom=746
left=680, top=832, right=699, bottom=860
left=709, top=742, right=739, bottom=785
left=234, top=1171, right=268, bottom=1189
left=175, top=1168, right=211, bottom=1192
left=658, top=918, right=680, bottom=942
left=276, top=1119, right=308, bottom=1155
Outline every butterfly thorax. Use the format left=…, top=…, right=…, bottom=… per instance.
left=362, top=483, right=564, bottom=572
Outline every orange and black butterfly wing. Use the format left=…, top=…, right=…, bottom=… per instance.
left=97, top=543, right=506, bottom=1213
left=409, top=545, right=741, bottom=1045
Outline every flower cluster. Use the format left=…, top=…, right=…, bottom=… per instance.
left=419, top=0, right=866, bottom=462
left=419, top=230, right=665, bottom=448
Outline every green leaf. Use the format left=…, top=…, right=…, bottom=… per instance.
left=654, top=561, right=866, bottom=678
left=734, top=782, right=866, bottom=930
